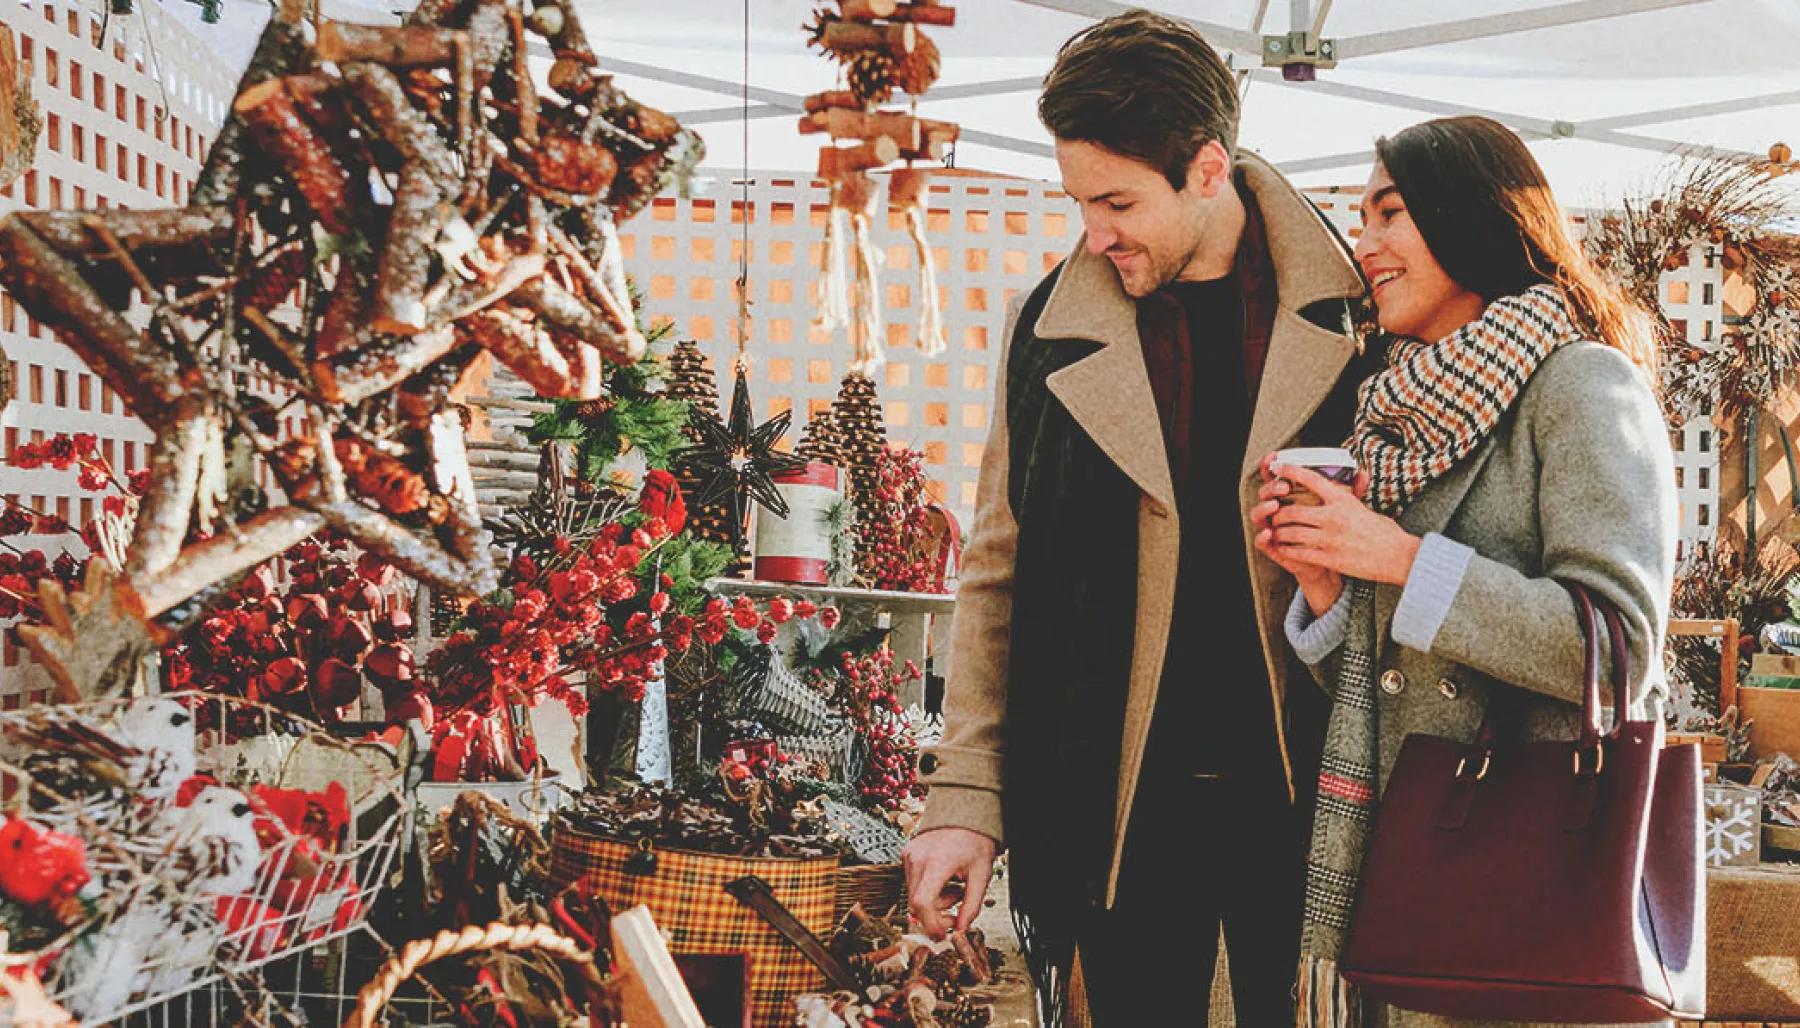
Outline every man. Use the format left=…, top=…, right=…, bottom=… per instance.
left=901, top=10, right=1375, bottom=1025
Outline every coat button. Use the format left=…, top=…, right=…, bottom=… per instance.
left=1379, top=669, right=1406, bottom=695
left=919, top=753, right=939, bottom=775
left=1438, top=678, right=1460, bottom=700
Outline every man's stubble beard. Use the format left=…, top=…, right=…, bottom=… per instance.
left=1130, top=206, right=1212, bottom=298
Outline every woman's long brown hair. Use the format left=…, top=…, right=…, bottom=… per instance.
left=1376, top=116, right=1656, bottom=373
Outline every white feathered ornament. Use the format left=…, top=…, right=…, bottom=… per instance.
left=112, top=697, right=197, bottom=804
left=60, top=904, right=161, bottom=1022
left=159, top=786, right=261, bottom=896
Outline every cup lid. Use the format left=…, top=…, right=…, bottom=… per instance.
left=1271, top=446, right=1355, bottom=468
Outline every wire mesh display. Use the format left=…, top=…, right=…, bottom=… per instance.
left=0, top=692, right=411, bottom=1026
left=755, top=651, right=831, bottom=736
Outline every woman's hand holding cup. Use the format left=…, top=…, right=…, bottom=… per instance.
left=1257, top=449, right=1421, bottom=590
left=1253, top=449, right=1356, bottom=613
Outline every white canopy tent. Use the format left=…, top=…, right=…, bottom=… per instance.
left=548, top=0, right=1800, bottom=206
left=184, top=0, right=1800, bottom=203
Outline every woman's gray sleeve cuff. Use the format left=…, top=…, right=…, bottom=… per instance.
left=1286, top=586, right=1352, bottom=664
left=1391, top=532, right=1477, bottom=652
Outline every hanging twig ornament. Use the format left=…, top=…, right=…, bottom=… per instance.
left=890, top=167, right=945, bottom=357
left=840, top=172, right=886, bottom=375
left=0, top=0, right=701, bottom=624
left=801, top=0, right=957, bottom=373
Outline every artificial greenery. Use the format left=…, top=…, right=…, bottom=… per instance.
left=642, top=532, right=738, bottom=617
left=527, top=290, right=690, bottom=485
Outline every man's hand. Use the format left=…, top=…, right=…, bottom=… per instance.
left=903, top=827, right=996, bottom=939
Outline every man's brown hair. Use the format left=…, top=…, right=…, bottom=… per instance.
left=1038, top=9, right=1240, bottom=192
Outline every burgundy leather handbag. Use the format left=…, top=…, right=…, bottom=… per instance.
left=1341, top=585, right=1705, bottom=1022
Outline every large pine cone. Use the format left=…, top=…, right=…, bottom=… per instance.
left=847, top=52, right=897, bottom=106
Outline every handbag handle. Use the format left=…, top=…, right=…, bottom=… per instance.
left=1461, top=581, right=1619, bottom=780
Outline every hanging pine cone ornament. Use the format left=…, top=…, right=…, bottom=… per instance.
left=831, top=372, right=889, bottom=535
left=803, top=5, right=838, bottom=50
left=846, top=51, right=898, bottom=106
left=239, top=248, right=311, bottom=313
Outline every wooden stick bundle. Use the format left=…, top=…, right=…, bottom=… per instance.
left=0, top=0, right=701, bottom=618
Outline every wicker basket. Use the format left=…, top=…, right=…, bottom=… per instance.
left=548, top=820, right=839, bottom=1028
left=832, top=862, right=905, bottom=923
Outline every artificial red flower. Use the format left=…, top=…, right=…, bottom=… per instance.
left=0, top=817, right=90, bottom=905
left=43, top=436, right=76, bottom=470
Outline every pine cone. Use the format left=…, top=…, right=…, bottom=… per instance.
left=847, top=52, right=897, bottom=106
left=357, top=453, right=430, bottom=516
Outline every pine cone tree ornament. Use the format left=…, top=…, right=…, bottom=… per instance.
left=831, top=372, right=889, bottom=539
left=664, top=341, right=735, bottom=545
left=797, top=407, right=845, bottom=467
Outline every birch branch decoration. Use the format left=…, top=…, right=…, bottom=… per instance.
left=0, top=0, right=702, bottom=633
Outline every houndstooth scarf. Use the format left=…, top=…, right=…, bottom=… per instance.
left=1349, top=285, right=1584, bottom=515
left=1298, top=285, right=1583, bottom=1026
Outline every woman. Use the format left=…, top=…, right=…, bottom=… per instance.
left=1251, top=115, right=1678, bottom=1028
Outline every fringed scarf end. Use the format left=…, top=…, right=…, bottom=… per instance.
left=1297, top=956, right=1362, bottom=1028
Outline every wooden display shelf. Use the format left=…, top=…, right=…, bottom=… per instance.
left=704, top=578, right=956, bottom=616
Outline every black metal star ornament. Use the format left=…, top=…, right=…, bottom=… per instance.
left=673, top=364, right=808, bottom=549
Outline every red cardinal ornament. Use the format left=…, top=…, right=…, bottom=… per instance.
left=0, top=818, right=90, bottom=905
left=638, top=470, right=687, bottom=537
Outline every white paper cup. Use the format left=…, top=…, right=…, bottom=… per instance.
left=1271, top=447, right=1357, bottom=504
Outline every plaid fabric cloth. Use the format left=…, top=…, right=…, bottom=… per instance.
left=550, top=825, right=840, bottom=1028
left=1350, top=285, right=1581, bottom=514
left=1299, top=580, right=1380, bottom=1027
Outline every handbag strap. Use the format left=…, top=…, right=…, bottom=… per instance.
left=1461, top=581, right=1613, bottom=780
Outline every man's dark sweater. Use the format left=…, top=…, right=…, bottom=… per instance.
left=1134, top=200, right=1284, bottom=782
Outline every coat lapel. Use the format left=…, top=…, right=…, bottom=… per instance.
left=1241, top=307, right=1357, bottom=478
left=1037, top=246, right=1176, bottom=513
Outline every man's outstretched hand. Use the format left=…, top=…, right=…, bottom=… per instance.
left=903, top=826, right=996, bottom=939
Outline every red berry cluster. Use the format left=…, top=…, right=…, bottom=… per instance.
left=857, top=447, right=936, bottom=592
left=163, top=536, right=416, bottom=726
left=426, top=484, right=836, bottom=728
left=0, top=433, right=147, bottom=626
left=820, top=648, right=923, bottom=811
